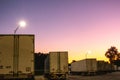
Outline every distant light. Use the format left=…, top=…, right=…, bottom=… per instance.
left=87, top=50, right=92, bottom=54
left=19, top=20, right=26, bottom=27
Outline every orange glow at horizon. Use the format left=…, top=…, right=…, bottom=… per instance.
left=35, top=45, right=112, bottom=63
left=68, top=50, right=109, bottom=63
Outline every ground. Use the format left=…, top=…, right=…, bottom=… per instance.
left=35, top=71, right=120, bottom=80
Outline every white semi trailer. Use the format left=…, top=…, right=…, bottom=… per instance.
left=44, top=51, right=68, bottom=80
left=71, top=58, right=97, bottom=75
left=0, top=35, right=34, bottom=80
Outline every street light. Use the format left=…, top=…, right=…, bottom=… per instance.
left=13, top=20, right=26, bottom=74
left=85, top=50, right=91, bottom=59
left=14, top=20, right=26, bottom=34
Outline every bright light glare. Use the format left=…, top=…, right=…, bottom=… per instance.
left=19, top=21, right=26, bottom=27
left=87, top=50, right=92, bottom=54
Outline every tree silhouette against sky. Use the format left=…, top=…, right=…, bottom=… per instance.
left=105, top=46, right=119, bottom=63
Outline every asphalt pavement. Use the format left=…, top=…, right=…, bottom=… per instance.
left=35, top=72, right=120, bottom=80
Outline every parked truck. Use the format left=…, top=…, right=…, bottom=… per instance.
left=70, top=59, right=116, bottom=75
left=0, top=34, right=34, bottom=80
left=71, top=58, right=97, bottom=75
left=44, top=51, right=68, bottom=80
left=96, top=60, right=105, bottom=74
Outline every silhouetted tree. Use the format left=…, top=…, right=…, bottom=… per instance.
left=114, top=53, right=120, bottom=67
left=114, top=60, right=120, bottom=66
left=117, top=53, right=120, bottom=60
left=105, top=46, right=119, bottom=64
left=34, top=52, right=48, bottom=75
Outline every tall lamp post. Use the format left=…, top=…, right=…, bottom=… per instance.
left=85, top=50, right=91, bottom=72
left=13, top=20, right=26, bottom=76
left=14, top=21, right=26, bottom=34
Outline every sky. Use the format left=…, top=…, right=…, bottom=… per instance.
left=0, top=0, right=120, bottom=62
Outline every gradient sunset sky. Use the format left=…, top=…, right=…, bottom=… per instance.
left=0, top=0, right=120, bottom=62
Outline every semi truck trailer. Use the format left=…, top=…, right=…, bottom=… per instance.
left=71, top=58, right=97, bottom=75
left=0, top=34, right=34, bottom=80
left=44, top=51, right=68, bottom=80
left=71, top=59, right=115, bottom=75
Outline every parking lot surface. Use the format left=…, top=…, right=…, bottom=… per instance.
left=35, top=72, right=120, bottom=80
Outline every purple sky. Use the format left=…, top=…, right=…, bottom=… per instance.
left=0, top=0, right=120, bottom=62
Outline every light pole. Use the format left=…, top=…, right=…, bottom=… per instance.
left=14, top=21, right=26, bottom=34
left=13, top=20, right=26, bottom=76
left=85, top=50, right=91, bottom=72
